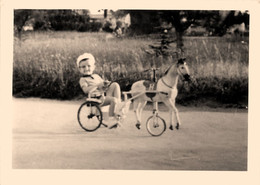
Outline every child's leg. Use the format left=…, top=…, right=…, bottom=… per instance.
left=102, top=96, right=117, bottom=117
left=102, top=96, right=121, bottom=129
left=106, top=82, right=121, bottom=100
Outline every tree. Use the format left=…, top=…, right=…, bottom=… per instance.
left=218, top=10, right=249, bottom=35
left=201, top=10, right=249, bottom=36
left=14, top=10, right=32, bottom=39
left=47, top=10, right=90, bottom=31
left=160, top=10, right=249, bottom=55
left=31, top=10, right=52, bottom=30
left=118, top=10, right=161, bottom=35
left=117, top=10, right=199, bottom=54
left=14, top=9, right=92, bottom=33
left=104, top=9, right=108, bottom=18
left=159, top=10, right=209, bottom=55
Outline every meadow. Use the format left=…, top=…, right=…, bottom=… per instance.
left=13, top=31, right=248, bottom=107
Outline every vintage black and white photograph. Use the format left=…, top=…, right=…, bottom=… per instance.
left=12, top=8, right=249, bottom=169
left=1, top=0, right=260, bottom=185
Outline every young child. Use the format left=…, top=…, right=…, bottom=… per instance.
left=76, top=53, right=121, bottom=129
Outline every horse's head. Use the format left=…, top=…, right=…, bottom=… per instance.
left=177, top=58, right=191, bottom=82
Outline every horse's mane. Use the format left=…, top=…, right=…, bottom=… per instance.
left=164, top=66, right=172, bottom=75
left=164, top=58, right=186, bottom=75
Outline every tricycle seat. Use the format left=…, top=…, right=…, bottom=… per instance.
left=85, top=98, right=103, bottom=104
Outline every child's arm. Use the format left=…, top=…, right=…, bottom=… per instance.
left=79, top=77, right=108, bottom=95
left=80, top=83, right=97, bottom=95
left=91, top=74, right=111, bottom=91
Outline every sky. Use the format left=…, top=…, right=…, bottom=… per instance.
left=89, top=9, right=103, bottom=14
left=89, top=9, right=118, bottom=15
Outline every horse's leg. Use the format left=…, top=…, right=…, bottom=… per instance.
left=133, top=100, right=142, bottom=129
left=169, top=99, right=181, bottom=130
left=163, top=99, right=181, bottom=130
left=163, top=100, right=174, bottom=130
left=137, top=101, right=147, bottom=129
left=172, top=102, right=181, bottom=130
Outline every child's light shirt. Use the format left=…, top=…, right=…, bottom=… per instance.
left=79, top=74, right=104, bottom=97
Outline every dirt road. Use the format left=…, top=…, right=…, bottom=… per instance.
left=12, top=98, right=248, bottom=170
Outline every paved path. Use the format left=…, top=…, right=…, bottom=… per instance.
left=12, top=98, right=248, bottom=170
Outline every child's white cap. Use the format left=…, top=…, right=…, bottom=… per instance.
left=76, top=53, right=95, bottom=67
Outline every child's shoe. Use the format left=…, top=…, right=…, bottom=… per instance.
left=109, top=123, right=120, bottom=129
left=108, top=116, right=121, bottom=129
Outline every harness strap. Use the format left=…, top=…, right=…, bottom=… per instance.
left=161, top=77, right=174, bottom=89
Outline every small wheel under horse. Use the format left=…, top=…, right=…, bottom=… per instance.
left=146, top=113, right=166, bottom=136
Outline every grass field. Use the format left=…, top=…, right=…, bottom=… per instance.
left=13, top=31, right=249, bottom=107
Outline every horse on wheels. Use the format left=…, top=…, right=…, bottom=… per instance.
left=131, top=58, right=191, bottom=130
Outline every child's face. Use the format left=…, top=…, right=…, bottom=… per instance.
left=78, top=59, right=95, bottom=75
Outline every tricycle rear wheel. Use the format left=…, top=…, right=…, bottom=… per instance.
left=77, top=102, right=103, bottom=132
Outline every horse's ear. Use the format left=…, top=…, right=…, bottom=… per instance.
left=177, top=58, right=186, bottom=64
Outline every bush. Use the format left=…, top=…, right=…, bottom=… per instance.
left=90, top=22, right=103, bottom=32
left=76, top=22, right=91, bottom=32
left=49, top=13, right=89, bottom=31
left=102, top=21, right=114, bottom=32
left=176, top=77, right=248, bottom=105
